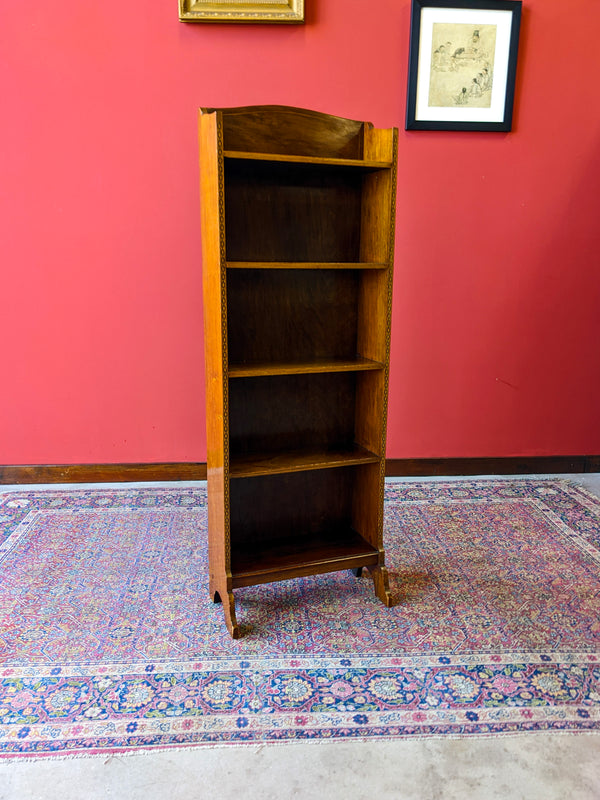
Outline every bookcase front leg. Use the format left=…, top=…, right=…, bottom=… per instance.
left=211, top=585, right=241, bottom=639
left=367, top=564, right=393, bottom=607
left=222, top=590, right=240, bottom=639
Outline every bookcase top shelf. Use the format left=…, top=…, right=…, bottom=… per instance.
left=223, top=150, right=392, bottom=170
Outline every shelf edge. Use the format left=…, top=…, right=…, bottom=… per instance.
left=226, top=261, right=388, bottom=270
left=230, top=448, right=380, bottom=479
left=224, top=150, right=392, bottom=169
left=228, top=358, right=384, bottom=378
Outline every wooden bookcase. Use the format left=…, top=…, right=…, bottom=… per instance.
left=199, top=105, right=398, bottom=638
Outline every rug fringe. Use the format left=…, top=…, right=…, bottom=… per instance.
left=3, top=728, right=600, bottom=764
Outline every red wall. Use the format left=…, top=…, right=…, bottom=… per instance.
left=2, top=0, right=600, bottom=464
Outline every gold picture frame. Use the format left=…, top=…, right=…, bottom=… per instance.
left=179, top=0, right=304, bottom=23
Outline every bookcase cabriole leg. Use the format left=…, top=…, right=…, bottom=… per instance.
left=211, top=586, right=240, bottom=639
left=367, top=564, right=393, bottom=607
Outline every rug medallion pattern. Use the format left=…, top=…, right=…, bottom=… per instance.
left=0, top=480, right=599, bottom=757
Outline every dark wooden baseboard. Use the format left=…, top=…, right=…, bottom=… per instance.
left=0, top=463, right=207, bottom=484
left=1, top=456, right=599, bottom=484
left=385, top=455, right=600, bottom=477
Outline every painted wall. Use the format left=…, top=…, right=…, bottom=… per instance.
left=2, top=0, right=599, bottom=464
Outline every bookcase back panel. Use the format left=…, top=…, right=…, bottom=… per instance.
left=227, top=269, right=359, bottom=364
left=229, top=468, right=355, bottom=546
left=224, top=161, right=362, bottom=263
left=229, top=373, right=357, bottom=456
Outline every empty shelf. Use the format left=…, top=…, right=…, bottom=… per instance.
left=230, top=445, right=380, bottom=478
left=228, top=357, right=384, bottom=378
left=231, top=527, right=379, bottom=588
left=226, top=261, right=388, bottom=270
left=224, top=150, right=392, bottom=169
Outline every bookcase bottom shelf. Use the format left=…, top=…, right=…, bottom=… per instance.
left=230, top=527, right=380, bottom=589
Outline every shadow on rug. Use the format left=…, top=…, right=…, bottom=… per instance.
left=0, top=479, right=599, bottom=758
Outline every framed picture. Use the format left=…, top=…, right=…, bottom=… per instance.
left=179, top=0, right=304, bottom=23
left=406, top=0, right=522, bottom=131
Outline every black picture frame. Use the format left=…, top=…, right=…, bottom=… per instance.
left=406, top=0, right=522, bottom=131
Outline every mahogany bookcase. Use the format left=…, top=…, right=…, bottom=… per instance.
left=199, top=105, right=398, bottom=637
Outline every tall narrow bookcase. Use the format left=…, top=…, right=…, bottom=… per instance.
left=199, top=105, right=397, bottom=638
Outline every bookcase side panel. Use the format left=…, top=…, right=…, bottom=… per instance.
left=354, top=370, right=385, bottom=456
left=363, top=125, right=396, bottom=163
left=199, top=110, right=231, bottom=587
left=357, top=131, right=396, bottom=363
left=354, top=126, right=398, bottom=555
left=360, top=126, right=396, bottom=267
left=352, top=462, right=385, bottom=550
left=356, top=270, right=390, bottom=364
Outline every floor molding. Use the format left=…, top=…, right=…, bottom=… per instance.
left=1, top=457, right=599, bottom=484
left=0, top=463, right=207, bottom=485
left=385, top=455, right=600, bottom=477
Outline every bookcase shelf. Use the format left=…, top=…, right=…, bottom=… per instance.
left=223, top=149, right=393, bottom=170
left=200, top=105, right=397, bottom=638
left=231, top=527, right=379, bottom=589
left=228, top=356, right=383, bottom=378
left=226, top=261, right=388, bottom=270
left=230, top=444, right=379, bottom=479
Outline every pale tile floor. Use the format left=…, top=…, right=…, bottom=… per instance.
left=1, top=474, right=599, bottom=800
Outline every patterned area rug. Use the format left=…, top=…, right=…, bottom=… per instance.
left=0, top=479, right=599, bottom=758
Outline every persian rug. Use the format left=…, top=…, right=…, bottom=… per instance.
left=0, top=478, right=599, bottom=759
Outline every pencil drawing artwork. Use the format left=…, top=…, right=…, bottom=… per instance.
left=428, top=23, right=497, bottom=108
